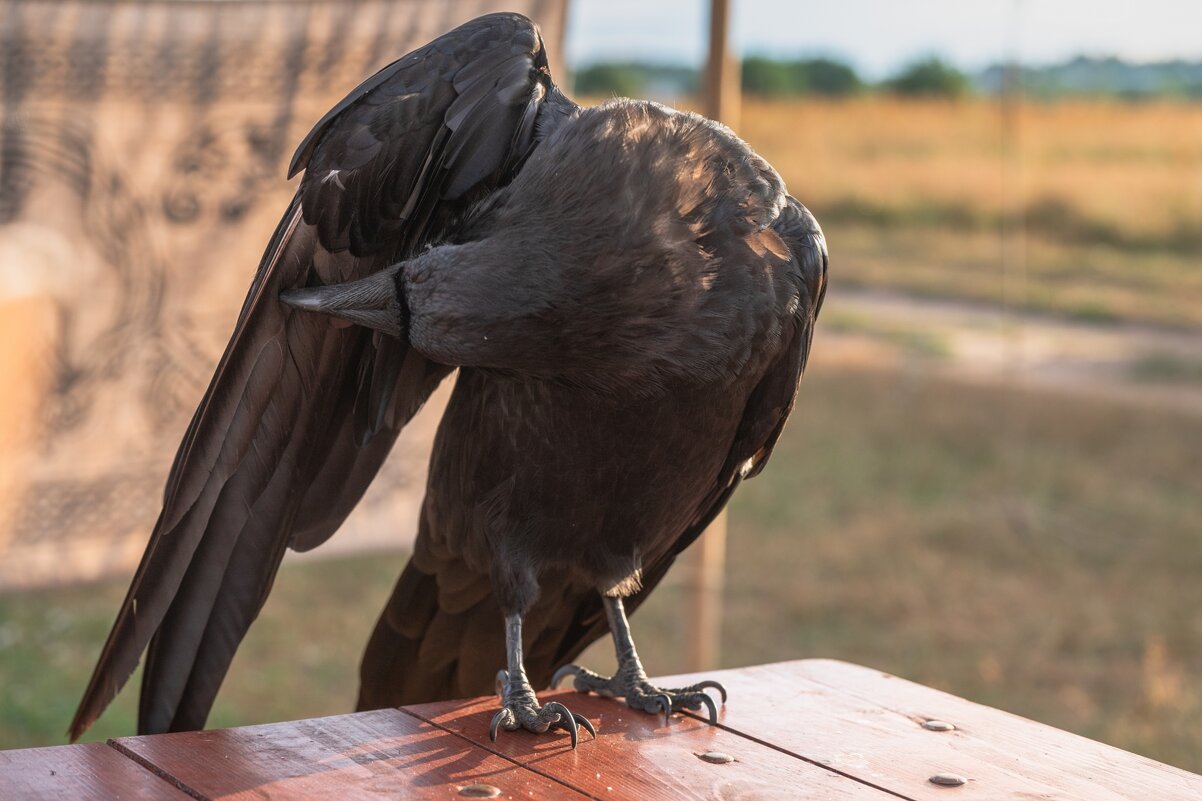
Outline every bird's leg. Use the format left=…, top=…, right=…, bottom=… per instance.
left=551, top=596, right=727, bottom=723
left=490, top=612, right=596, bottom=747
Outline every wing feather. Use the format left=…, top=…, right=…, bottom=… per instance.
left=71, top=12, right=574, bottom=740
left=542, top=197, right=829, bottom=675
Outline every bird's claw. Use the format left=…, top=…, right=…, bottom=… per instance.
left=488, top=707, right=514, bottom=742
left=687, top=689, right=720, bottom=724
left=692, top=679, right=729, bottom=703
left=542, top=701, right=598, bottom=748
left=490, top=673, right=597, bottom=748
left=672, top=680, right=727, bottom=722
left=551, top=662, right=727, bottom=724
left=550, top=664, right=581, bottom=690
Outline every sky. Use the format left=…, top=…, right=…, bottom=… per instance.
left=565, top=0, right=1202, bottom=77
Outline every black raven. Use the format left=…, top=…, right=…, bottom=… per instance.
left=71, top=12, right=827, bottom=747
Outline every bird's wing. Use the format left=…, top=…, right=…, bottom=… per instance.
left=537, top=196, right=830, bottom=674
left=71, top=12, right=574, bottom=740
left=716, top=197, right=828, bottom=482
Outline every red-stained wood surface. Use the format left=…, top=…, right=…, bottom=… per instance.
left=5, top=660, right=1201, bottom=800
left=406, top=690, right=882, bottom=800
left=0, top=741, right=190, bottom=800
left=111, top=707, right=589, bottom=801
left=657, top=660, right=1202, bottom=801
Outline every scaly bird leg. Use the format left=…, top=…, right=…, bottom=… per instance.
left=491, top=613, right=597, bottom=748
left=551, top=596, right=727, bottom=723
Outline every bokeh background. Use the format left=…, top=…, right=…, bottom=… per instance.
left=2, top=0, right=1200, bottom=772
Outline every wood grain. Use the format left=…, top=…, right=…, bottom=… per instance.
left=8, top=660, right=1200, bottom=799
left=111, top=707, right=591, bottom=801
left=657, top=659, right=1202, bottom=801
left=0, top=741, right=190, bottom=800
left=406, top=689, right=888, bottom=800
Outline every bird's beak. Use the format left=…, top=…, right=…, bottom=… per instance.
left=280, top=264, right=406, bottom=337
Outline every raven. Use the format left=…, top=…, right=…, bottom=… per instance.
left=70, top=12, right=827, bottom=747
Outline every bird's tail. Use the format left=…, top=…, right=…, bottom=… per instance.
left=356, top=558, right=612, bottom=708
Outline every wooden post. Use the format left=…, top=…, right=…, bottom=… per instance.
left=683, top=0, right=740, bottom=673
left=703, top=0, right=740, bottom=129
left=684, top=512, right=727, bottom=671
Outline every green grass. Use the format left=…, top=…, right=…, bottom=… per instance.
left=720, top=364, right=1202, bottom=772
left=0, top=554, right=410, bottom=748
left=3, top=365, right=1201, bottom=772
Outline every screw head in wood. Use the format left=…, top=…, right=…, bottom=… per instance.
left=697, top=750, right=736, bottom=764
left=458, top=784, right=502, bottom=797
left=923, top=719, right=956, bottom=732
left=929, top=773, right=967, bottom=787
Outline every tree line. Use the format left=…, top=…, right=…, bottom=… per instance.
left=573, top=55, right=1202, bottom=100
left=573, top=57, right=968, bottom=99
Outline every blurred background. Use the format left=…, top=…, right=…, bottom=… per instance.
left=2, top=0, right=1200, bottom=772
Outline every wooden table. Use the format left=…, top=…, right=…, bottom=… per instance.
left=3, top=659, right=1200, bottom=800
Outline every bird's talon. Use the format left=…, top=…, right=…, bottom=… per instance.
left=550, top=663, right=613, bottom=695
left=490, top=693, right=593, bottom=746
left=559, top=666, right=730, bottom=725
left=550, top=664, right=579, bottom=689
left=544, top=701, right=579, bottom=748
left=489, top=707, right=513, bottom=742
left=695, top=679, right=729, bottom=703
left=697, top=692, right=719, bottom=725
left=574, top=714, right=598, bottom=740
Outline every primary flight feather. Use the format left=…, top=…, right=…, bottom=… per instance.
left=71, top=12, right=827, bottom=746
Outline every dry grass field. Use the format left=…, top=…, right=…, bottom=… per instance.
left=739, top=98, right=1202, bottom=327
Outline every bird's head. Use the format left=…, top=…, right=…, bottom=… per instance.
left=278, top=100, right=795, bottom=394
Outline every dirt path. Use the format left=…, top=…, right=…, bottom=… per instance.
left=817, top=288, right=1202, bottom=416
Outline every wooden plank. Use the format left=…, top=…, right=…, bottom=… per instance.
left=11, top=660, right=1196, bottom=800
left=0, top=741, right=191, bottom=801
left=406, top=689, right=894, bottom=800
left=112, top=707, right=591, bottom=801
left=657, top=659, right=1202, bottom=801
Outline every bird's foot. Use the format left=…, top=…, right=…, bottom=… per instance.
left=490, top=670, right=597, bottom=748
left=550, top=664, right=728, bottom=724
